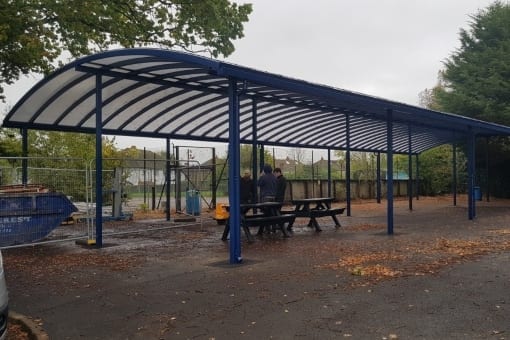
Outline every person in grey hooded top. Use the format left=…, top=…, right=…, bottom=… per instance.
left=258, top=164, right=277, bottom=202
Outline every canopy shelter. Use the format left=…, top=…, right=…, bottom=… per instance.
left=4, top=48, right=510, bottom=263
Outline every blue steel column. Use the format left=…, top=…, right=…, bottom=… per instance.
left=251, top=101, right=258, bottom=203
left=21, top=128, right=28, bottom=185
left=327, top=149, right=332, bottom=197
left=467, top=132, right=476, bottom=220
left=228, top=78, right=242, bottom=263
left=376, top=152, right=381, bottom=203
left=95, top=75, right=103, bottom=247
left=386, top=109, right=394, bottom=235
left=408, top=126, right=413, bottom=211
left=452, top=143, right=457, bottom=206
left=165, top=138, right=171, bottom=221
left=415, top=154, right=420, bottom=200
left=259, top=145, right=265, bottom=173
left=485, top=137, right=490, bottom=202
left=345, top=114, right=351, bottom=216
left=175, top=147, right=181, bottom=211
left=212, top=147, right=216, bottom=208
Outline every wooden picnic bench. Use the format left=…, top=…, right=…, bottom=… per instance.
left=221, top=202, right=295, bottom=243
left=284, top=197, right=345, bottom=232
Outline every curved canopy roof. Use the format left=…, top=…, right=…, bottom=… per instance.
left=4, top=48, right=510, bottom=154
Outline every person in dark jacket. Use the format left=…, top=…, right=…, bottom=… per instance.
left=258, top=164, right=276, bottom=202
left=273, top=167, right=287, bottom=203
left=240, top=170, right=253, bottom=204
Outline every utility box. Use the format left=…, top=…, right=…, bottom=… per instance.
left=186, top=190, right=201, bottom=215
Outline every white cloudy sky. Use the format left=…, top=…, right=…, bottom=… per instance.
left=227, top=0, right=494, bottom=104
left=0, top=0, right=496, bottom=152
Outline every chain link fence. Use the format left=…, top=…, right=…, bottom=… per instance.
left=0, top=155, right=214, bottom=249
left=0, top=147, right=414, bottom=248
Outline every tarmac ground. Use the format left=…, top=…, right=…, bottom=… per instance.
left=5, top=196, right=510, bottom=339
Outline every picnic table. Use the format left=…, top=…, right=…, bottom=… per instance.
left=221, top=202, right=296, bottom=242
left=285, top=197, right=344, bottom=232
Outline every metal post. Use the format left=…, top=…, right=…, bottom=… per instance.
left=452, top=143, right=457, bottom=206
left=346, top=114, right=352, bottom=216
left=386, top=109, right=394, bottom=235
left=211, top=147, right=217, bottom=208
left=112, top=167, right=122, bottom=218
left=95, top=75, right=103, bottom=247
left=143, top=147, right=147, bottom=205
left=165, top=138, right=171, bottom=221
left=468, top=132, right=476, bottom=219
left=152, top=153, right=156, bottom=210
left=175, top=146, right=181, bottom=211
left=485, top=137, right=490, bottom=202
left=376, top=152, right=381, bottom=203
left=272, top=147, right=275, bottom=170
left=259, top=145, right=264, bottom=172
left=408, top=126, right=413, bottom=211
left=21, top=128, right=28, bottom=185
left=327, top=149, right=332, bottom=197
left=228, top=78, right=242, bottom=264
left=415, top=154, right=420, bottom=200
left=311, top=150, right=315, bottom=197
left=251, top=101, right=258, bottom=203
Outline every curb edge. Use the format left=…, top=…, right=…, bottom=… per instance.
left=8, top=311, right=49, bottom=340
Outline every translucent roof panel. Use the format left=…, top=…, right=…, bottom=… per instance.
left=4, top=48, right=510, bottom=154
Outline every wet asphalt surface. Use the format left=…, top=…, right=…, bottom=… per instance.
left=4, top=198, right=510, bottom=339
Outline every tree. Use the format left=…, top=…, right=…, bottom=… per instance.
left=333, top=150, right=378, bottom=180
left=422, top=1, right=510, bottom=197
left=0, top=128, right=21, bottom=157
left=239, top=144, right=255, bottom=172
left=237, top=144, right=273, bottom=174
left=432, top=1, right=510, bottom=124
left=418, top=145, right=467, bottom=196
left=0, top=0, right=252, bottom=100
left=285, top=148, right=308, bottom=179
left=0, top=129, right=138, bottom=200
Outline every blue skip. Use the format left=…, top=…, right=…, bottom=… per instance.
left=0, top=189, right=78, bottom=246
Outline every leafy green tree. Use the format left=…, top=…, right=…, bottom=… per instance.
left=0, top=0, right=252, bottom=100
left=333, top=150, right=380, bottom=181
left=0, top=128, right=22, bottom=183
left=422, top=2, right=510, bottom=197
left=239, top=144, right=255, bottom=172
left=434, top=2, right=510, bottom=124
left=0, top=129, right=136, bottom=200
left=418, top=145, right=467, bottom=196
left=212, top=145, right=274, bottom=194
left=0, top=128, right=21, bottom=157
left=236, top=144, right=273, bottom=175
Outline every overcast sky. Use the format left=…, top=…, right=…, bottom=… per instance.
left=227, top=0, right=495, bottom=105
left=0, top=0, right=497, bottom=153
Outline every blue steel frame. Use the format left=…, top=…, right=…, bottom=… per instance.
left=95, top=75, right=103, bottom=247
left=408, top=125, right=413, bottom=211
left=376, top=152, right=381, bottom=204
left=386, top=109, right=394, bottom=235
left=415, top=154, right=420, bottom=200
left=228, top=78, right=242, bottom=263
left=165, top=138, right=172, bottom=221
left=453, top=143, right=457, bottom=206
left=468, top=131, right=476, bottom=220
left=4, top=48, right=510, bottom=262
left=345, top=114, right=352, bottom=217
left=21, top=128, right=28, bottom=185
